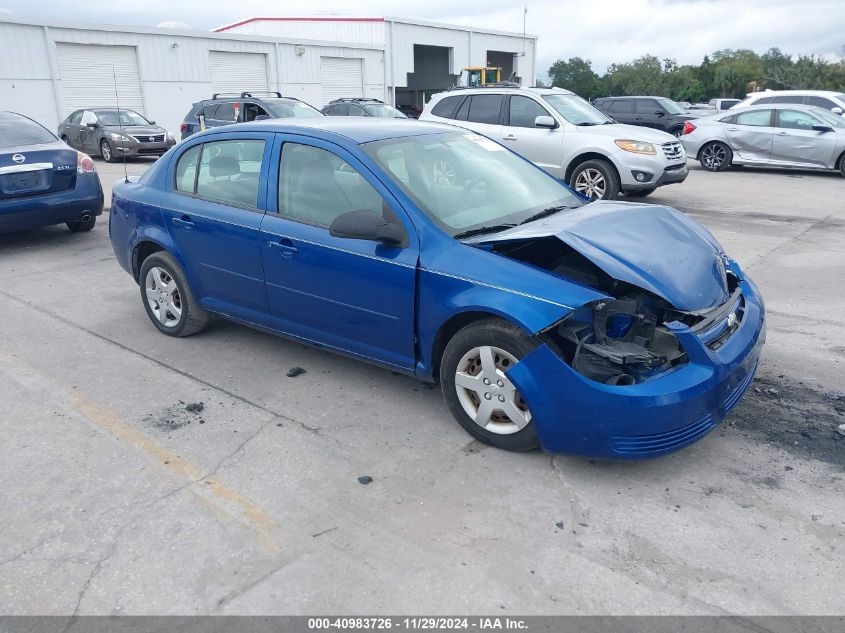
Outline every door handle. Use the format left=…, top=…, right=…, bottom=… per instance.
left=502, top=135, right=517, bottom=141
left=171, top=216, right=195, bottom=230
left=268, top=238, right=298, bottom=258
left=776, top=131, right=789, bottom=136
left=727, top=127, right=740, bottom=132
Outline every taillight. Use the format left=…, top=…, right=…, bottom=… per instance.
left=180, top=123, right=188, bottom=133
left=77, top=152, right=96, bottom=175
left=681, top=121, right=696, bottom=136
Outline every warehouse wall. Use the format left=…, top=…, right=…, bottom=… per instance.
left=0, top=18, right=385, bottom=136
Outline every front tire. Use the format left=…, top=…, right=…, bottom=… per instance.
left=699, top=141, right=732, bottom=172
left=66, top=215, right=96, bottom=232
left=100, top=139, right=115, bottom=163
left=138, top=251, right=209, bottom=337
left=569, top=159, right=621, bottom=200
left=440, top=318, right=540, bottom=451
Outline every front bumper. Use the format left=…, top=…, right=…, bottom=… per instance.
left=506, top=278, right=765, bottom=459
left=0, top=172, right=104, bottom=233
left=113, top=139, right=175, bottom=157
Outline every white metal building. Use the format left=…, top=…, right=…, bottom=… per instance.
left=0, top=15, right=536, bottom=136
left=214, top=17, right=538, bottom=111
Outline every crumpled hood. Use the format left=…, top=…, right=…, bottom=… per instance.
left=468, top=202, right=730, bottom=311
left=575, top=123, right=679, bottom=144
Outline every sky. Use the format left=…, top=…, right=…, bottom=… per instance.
left=1, top=0, right=843, bottom=79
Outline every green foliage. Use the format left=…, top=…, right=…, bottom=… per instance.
left=546, top=48, right=845, bottom=101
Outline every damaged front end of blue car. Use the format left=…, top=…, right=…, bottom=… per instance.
left=469, top=203, right=766, bottom=458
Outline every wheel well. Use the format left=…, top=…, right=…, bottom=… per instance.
left=430, top=311, right=505, bottom=383
left=836, top=150, right=845, bottom=172
left=132, top=241, right=164, bottom=281
left=564, top=152, right=619, bottom=184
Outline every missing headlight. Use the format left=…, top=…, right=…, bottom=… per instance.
left=544, top=295, right=688, bottom=385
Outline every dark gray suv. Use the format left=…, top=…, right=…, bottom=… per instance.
left=594, top=97, right=692, bottom=137
left=58, top=109, right=175, bottom=162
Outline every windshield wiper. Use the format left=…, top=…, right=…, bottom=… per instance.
left=519, top=205, right=574, bottom=225
left=453, top=224, right=517, bottom=240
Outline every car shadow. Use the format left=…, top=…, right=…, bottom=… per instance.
left=0, top=225, right=98, bottom=252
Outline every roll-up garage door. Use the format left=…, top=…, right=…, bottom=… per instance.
left=56, top=43, right=144, bottom=116
left=209, top=51, right=269, bottom=95
left=320, top=57, right=364, bottom=105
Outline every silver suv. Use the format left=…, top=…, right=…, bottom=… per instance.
left=421, top=86, right=688, bottom=199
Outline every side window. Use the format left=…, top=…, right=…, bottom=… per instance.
left=719, top=114, right=737, bottom=124
left=278, top=143, right=384, bottom=227
left=777, top=110, right=820, bottom=130
left=80, top=111, right=97, bottom=125
left=431, top=96, right=461, bottom=118
left=213, top=102, right=236, bottom=122
left=69, top=111, right=83, bottom=125
left=771, top=96, right=802, bottom=104
left=807, top=96, right=836, bottom=109
left=333, top=103, right=351, bottom=116
left=194, top=140, right=265, bottom=208
left=508, top=96, right=551, bottom=128
left=243, top=102, right=269, bottom=122
left=466, top=95, right=504, bottom=125
left=735, top=110, right=772, bottom=127
left=175, top=144, right=201, bottom=193
left=350, top=104, right=368, bottom=116
left=753, top=97, right=774, bottom=105
left=610, top=100, right=635, bottom=114
left=636, top=98, right=661, bottom=114
left=453, top=97, right=471, bottom=121
left=201, top=104, right=217, bottom=119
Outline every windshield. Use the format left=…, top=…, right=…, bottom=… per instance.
left=812, top=107, right=845, bottom=127
left=656, top=98, right=686, bottom=115
left=363, top=103, right=407, bottom=118
left=541, top=94, right=611, bottom=125
left=95, top=110, right=150, bottom=126
left=0, top=114, right=56, bottom=147
left=364, top=132, right=582, bottom=237
left=263, top=99, right=323, bottom=118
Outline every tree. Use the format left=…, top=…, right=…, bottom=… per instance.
left=548, top=57, right=600, bottom=99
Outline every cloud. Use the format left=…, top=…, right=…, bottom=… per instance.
left=2, top=0, right=843, bottom=79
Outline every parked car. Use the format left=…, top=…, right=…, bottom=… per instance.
left=709, top=99, right=740, bottom=112
left=58, top=108, right=175, bottom=163
left=734, top=90, right=845, bottom=117
left=396, top=104, right=422, bottom=119
left=109, top=118, right=764, bottom=458
left=593, top=96, right=692, bottom=137
left=180, top=91, right=323, bottom=140
left=322, top=98, right=408, bottom=118
left=1, top=111, right=103, bottom=233
left=421, top=86, right=687, bottom=200
left=680, top=103, right=845, bottom=176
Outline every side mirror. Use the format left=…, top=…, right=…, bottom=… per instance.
left=812, top=125, right=833, bottom=133
left=148, top=120, right=156, bottom=124
left=86, top=122, right=98, bottom=129
left=831, top=107, right=843, bottom=115
left=329, top=209, right=407, bottom=247
left=534, top=115, right=557, bottom=129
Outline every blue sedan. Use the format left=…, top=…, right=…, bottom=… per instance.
left=109, top=118, right=765, bottom=458
left=0, top=111, right=103, bottom=233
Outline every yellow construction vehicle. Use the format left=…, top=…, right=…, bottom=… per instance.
left=463, top=66, right=502, bottom=87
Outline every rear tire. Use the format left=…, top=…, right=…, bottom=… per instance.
left=625, top=188, right=656, bottom=198
left=440, top=318, right=540, bottom=452
left=138, top=251, right=209, bottom=337
left=569, top=159, right=621, bottom=200
left=839, top=153, right=845, bottom=178
left=66, top=216, right=96, bottom=232
left=100, top=139, right=115, bottom=163
left=699, top=141, right=732, bottom=172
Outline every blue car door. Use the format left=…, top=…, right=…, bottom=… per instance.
left=259, top=135, right=419, bottom=370
left=160, top=132, right=271, bottom=321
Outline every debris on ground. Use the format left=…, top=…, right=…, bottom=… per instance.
left=286, top=367, right=306, bottom=378
left=837, top=424, right=845, bottom=438
left=357, top=476, right=373, bottom=485
left=185, top=402, right=204, bottom=413
left=555, top=521, right=564, bottom=530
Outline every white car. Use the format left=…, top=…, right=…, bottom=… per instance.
left=734, top=90, right=845, bottom=117
left=421, top=86, right=688, bottom=200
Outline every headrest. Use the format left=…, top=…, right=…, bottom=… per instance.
left=209, top=155, right=240, bottom=177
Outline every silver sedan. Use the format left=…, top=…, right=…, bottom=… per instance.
left=679, top=103, right=845, bottom=176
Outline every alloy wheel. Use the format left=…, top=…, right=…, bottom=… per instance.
left=432, top=160, right=456, bottom=186
left=144, top=266, right=183, bottom=328
left=574, top=168, right=607, bottom=199
left=454, top=345, right=532, bottom=435
left=702, top=143, right=727, bottom=170
left=101, top=141, right=111, bottom=162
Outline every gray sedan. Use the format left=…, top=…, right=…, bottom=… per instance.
left=58, top=108, right=175, bottom=163
left=679, top=103, right=845, bottom=176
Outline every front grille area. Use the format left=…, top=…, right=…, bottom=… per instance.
left=662, top=141, right=684, bottom=160
left=130, top=134, right=166, bottom=143
left=611, top=414, right=716, bottom=455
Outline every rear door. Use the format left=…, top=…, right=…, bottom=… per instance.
left=608, top=99, right=636, bottom=125
left=161, top=133, right=272, bottom=320
left=634, top=98, right=664, bottom=130
left=725, top=109, right=775, bottom=162
left=500, top=95, right=564, bottom=177
left=259, top=135, right=419, bottom=369
left=770, top=109, right=838, bottom=168
left=453, top=94, right=505, bottom=140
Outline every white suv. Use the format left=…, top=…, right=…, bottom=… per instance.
left=420, top=86, right=688, bottom=199
left=733, top=90, right=845, bottom=117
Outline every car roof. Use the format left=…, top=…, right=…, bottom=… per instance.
left=198, top=117, right=457, bottom=144
left=598, top=96, right=669, bottom=99
left=748, top=90, right=844, bottom=98
left=434, top=86, right=575, bottom=98
left=734, top=103, right=833, bottom=111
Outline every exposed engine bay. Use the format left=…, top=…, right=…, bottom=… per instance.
left=490, top=237, right=741, bottom=385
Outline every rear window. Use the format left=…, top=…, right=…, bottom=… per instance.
left=610, top=100, right=635, bottom=114
left=0, top=114, right=57, bottom=147
left=431, top=96, right=463, bottom=118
